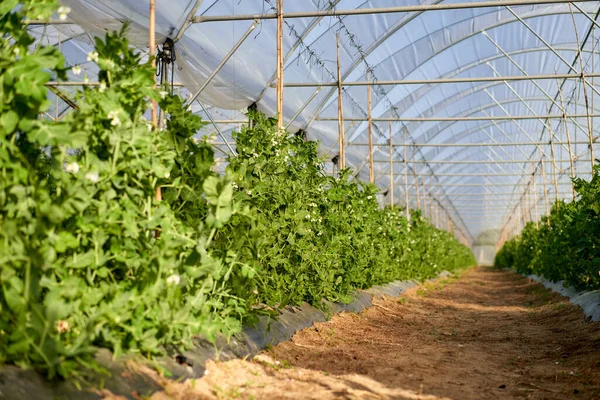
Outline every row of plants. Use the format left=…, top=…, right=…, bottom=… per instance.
left=494, top=164, right=600, bottom=290
left=0, top=2, right=474, bottom=380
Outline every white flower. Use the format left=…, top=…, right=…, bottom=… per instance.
left=99, top=82, right=106, bottom=93
left=65, top=162, right=80, bottom=174
left=87, top=51, right=99, bottom=63
left=164, top=172, right=171, bottom=179
left=13, top=47, right=20, bottom=56
left=367, top=195, right=373, bottom=200
left=58, top=6, right=71, bottom=21
left=246, top=190, right=252, bottom=196
left=253, top=289, right=258, bottom=295
left=56, top=320, right=69, bottom=334
left=107, top=110, right=120, bottom=126
left=232, top=182, right=238, bottom=189
left=252, top=152, right=259, bottom=158
left=72, top=65, right=81, bottom=76
left=146, top=123, right=153, bottom=132
left=166, top=274, right=180, bottom=285
left=85, top=171, right=99, bottom=183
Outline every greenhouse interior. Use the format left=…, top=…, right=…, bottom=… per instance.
left=2, top=0, right=600, bottom=398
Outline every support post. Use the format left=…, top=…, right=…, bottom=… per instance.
left=568, top=3, right=595, bottom=173
left=403, top=126, right=409, bottom=220
left=150, top=0, right=161, bottom=205
left=277, top=0, right=284, bottom=129
left=533, top=171, right=539, bottom=229
left=367, top=71, right=374, bottom=183
left=336, top=33, right=345, bottom=169
left=415, top=170, right=420, bottom=210
left=538, top=146, right=550, bottom=227
left=389, top=120, right=394, bottom=207
left=557, top=79, right=577, bottom=197
left=548, top=125, right=560, bottom=201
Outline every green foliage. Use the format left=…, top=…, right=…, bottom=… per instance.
left=0, top=6, right=254, bottom=380
left=224, top=109, right=475, bottom=307
left=0, top=3, right=474, bottom=381
left=495, top=164, right=600, bottom=290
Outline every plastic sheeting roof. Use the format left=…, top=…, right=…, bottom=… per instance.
left=30, top=0, right=600, bottom=242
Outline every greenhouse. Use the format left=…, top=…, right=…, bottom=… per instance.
left=2, top=0, right=600, bottom=398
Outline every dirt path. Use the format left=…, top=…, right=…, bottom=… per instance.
left=140, top=267, right=600, bottom=399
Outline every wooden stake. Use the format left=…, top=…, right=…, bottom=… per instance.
left=367, top=70, right=374, bottom=183
left=150, top=0, right=157, bottom=132
left=389, top=120, right=394, bottom=207
left=539, top=146, right=550, bottom=227
left=533, top=171, right=539, bottom=229
left=422, top=178, right=427, bottom=217
left=336, top=33, right=345, bottom=170
left=276, top=0, right=284, bottom=129
left=415, top=171, right=420, bottom=210
left=556, top=79, right=576, bottom=198
left=403, top=127, right=410, bottom=220
left=548, top=127, right=560, bottom=201
left=150, top=0, right=162, bottom=204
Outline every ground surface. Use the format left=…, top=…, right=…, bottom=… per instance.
left=110, top=267, right=600, bottom=399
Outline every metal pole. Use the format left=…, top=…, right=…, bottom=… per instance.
left=286, top=87, right=321, bottom=129
left=316, top=113, right=600, bottom=122
left=556, top=79, right=577, bottom=197
left=196, top=100, right=237, bottom=155
left=569, top=3, right=596, bottom=173
left=192, top=0, right=596, bottom=23
left=367, top=71, right=374, bottom=183
left=375, top=159, right=592, bottom=164
left=548, top=123, right=560, bottom=201
left=482, top=30, right=591, bottom=144
left=277, top=0, right=284, bottom=129
left=347, top=140, right=592, bottom=147
left=187, top=21, right=258, bottom=109
left=336, top=33, right=345, bottom=170
left=279, top=72, right=600, bottom=87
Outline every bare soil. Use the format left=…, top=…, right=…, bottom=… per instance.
left=110, top=267, right=600, bottom=399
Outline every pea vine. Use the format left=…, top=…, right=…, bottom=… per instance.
left=0, top=2, right=474, bottom=381
left=495, top=163, right=600, bottom=290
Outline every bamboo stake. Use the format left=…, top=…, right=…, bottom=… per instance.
left=403, top=126, right=409, bottom=220
left=568, top=3, right=595, bottom=173
left=389, top=120, right=394, bottom=207
left=150, top=0, right=161, bottom=205
left=428, top=189, right=433, bottom=223
left=538, top=146, right=550, bottom=227
left=556, top=79, right=577, bottom=198
left=548, top=127, right=560, bottom=201
left=276, top=0, right=284, bottom=129
left=367, top=70, right=374, bottom=183
left=422, top=178, right=427, bottom=217
left=336, top=33, right=345, bottom=169
left=533, top=171, right=539, bottom=229
left=414, top=170, right=420, bottom=210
